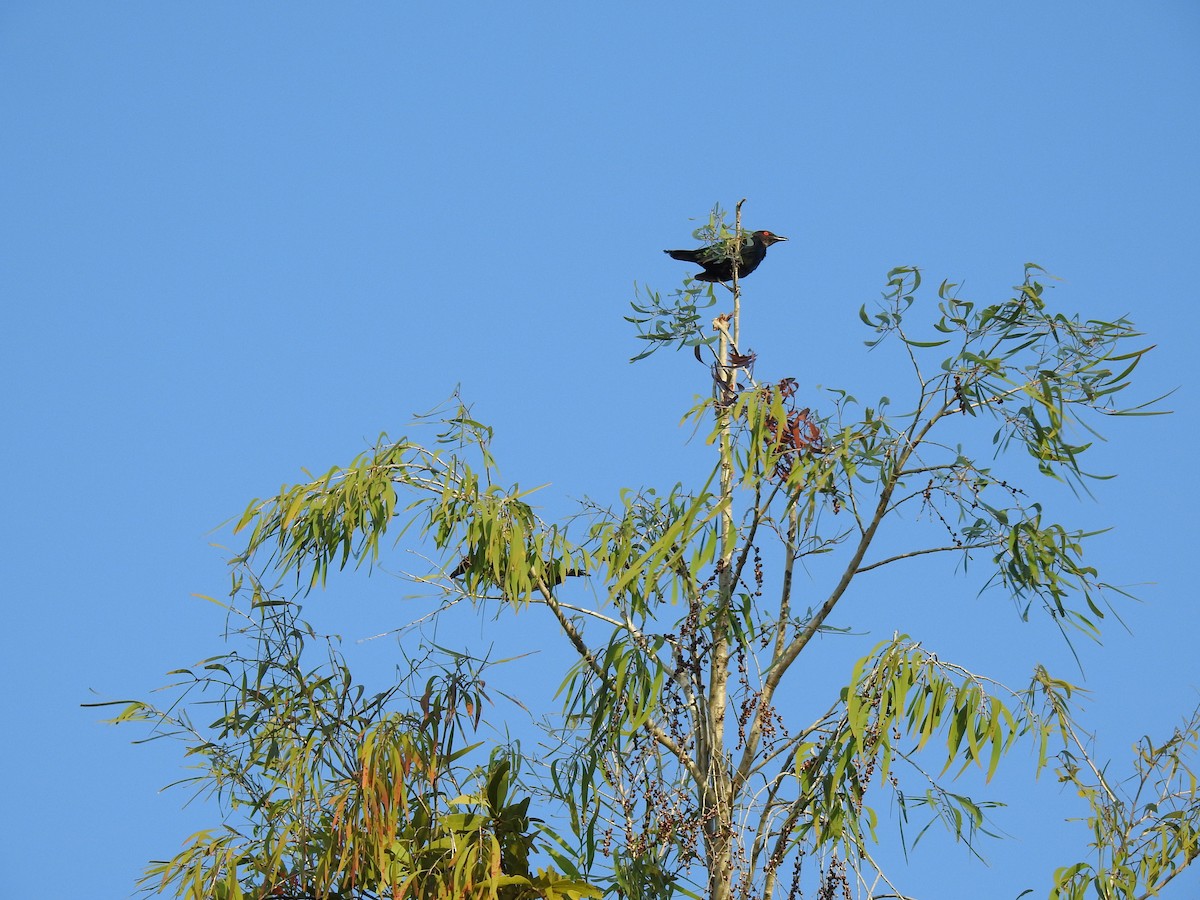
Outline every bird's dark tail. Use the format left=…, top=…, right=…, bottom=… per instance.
left=664, top=248, right=703, bottom=263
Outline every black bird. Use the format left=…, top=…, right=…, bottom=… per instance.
left=664, top=230, right=788, bottom=282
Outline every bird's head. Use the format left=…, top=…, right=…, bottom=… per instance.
left=754, top=230, right=788, bottom=246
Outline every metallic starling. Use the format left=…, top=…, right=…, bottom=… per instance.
left=664, top=230, right=787, bottom=282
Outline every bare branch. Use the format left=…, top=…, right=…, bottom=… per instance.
left=855, top=541, right=998, bottom=575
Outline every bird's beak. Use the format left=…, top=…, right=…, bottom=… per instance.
left=770, top=234, right=788, bottom=244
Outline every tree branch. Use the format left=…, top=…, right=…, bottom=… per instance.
left=854, top=541, right=998, bottom=575
left=534, top=575, right=705, bottom=786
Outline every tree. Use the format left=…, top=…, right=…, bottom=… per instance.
left=97, top=203, right=1200, bottom=899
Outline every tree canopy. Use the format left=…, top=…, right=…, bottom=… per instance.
left=97, top=204, right=1199, bottom=900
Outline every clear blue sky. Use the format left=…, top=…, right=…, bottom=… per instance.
left=2, top=3, right=1198, bottom=897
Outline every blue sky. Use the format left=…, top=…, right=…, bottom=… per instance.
left=2, top=3, right=1198, bottom=897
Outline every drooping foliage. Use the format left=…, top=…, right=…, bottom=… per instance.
left=99, top=205, right=1197, bottom=900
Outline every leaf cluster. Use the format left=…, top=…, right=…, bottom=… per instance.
left=92, top=588, right=599, bottom=900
